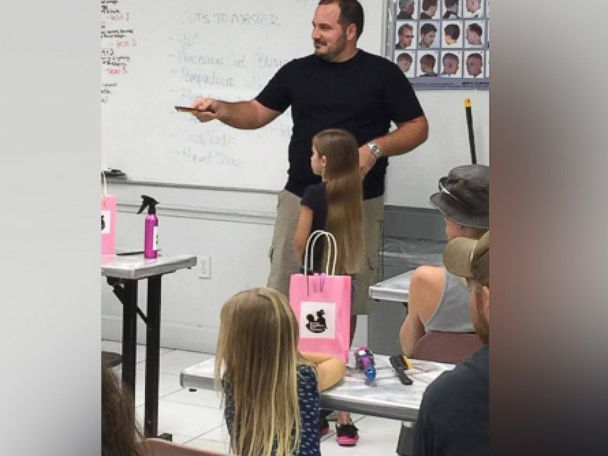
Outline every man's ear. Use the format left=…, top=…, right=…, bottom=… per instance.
left=481, top=285, right=490, bottom=322
left=346, top=23, right=357, bottom=41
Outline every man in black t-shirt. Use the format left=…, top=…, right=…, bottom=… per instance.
left=412, top=232, right=490, bottom=456
left=190, top=0, right=427, bottom=351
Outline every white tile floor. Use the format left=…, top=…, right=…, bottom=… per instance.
left=102, top=340, right=401, bottom=455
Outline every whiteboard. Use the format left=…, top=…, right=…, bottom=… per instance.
left=101, top=0, right=386, bottom=191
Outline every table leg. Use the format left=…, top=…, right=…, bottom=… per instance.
left=120, top=280, right=138, bottom=404
left=396, top=422, right=415, bottom=456
left=144, top=276, right=162, bottom=437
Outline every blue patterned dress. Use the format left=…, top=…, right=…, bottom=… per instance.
left=224, top=364, right=321, bottom=456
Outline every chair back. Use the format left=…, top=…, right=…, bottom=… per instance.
left=412, top=331, right=484, bottom=364
left=140, top=438, right=228, bottom=456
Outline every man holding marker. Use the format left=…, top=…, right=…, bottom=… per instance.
left=190, top=0, right=427, bottom=347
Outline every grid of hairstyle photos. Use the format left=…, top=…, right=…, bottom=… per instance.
left=391, top=0, right=490, bottom=89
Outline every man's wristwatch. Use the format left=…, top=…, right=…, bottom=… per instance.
left=367, top=141, right=382, bottom=159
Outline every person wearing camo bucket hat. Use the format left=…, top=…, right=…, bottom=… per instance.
left=429, top=164, right=489, bottom=228
left=399, top=164, right=489, bottom=356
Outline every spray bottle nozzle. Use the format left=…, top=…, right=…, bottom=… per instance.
left=137, top=195, right=159, bottom=215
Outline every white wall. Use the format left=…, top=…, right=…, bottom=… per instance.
left=102, top=184, right=276, bottom=352
left=101, top=0, right=386, bottom=191
left=385, top=90, right=489, bottom=207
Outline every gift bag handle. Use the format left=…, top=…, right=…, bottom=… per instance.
left=304, top=230, right=338, bottom=276
left=311, top=231, right=337, bottom=275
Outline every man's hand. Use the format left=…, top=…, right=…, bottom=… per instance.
left=191, top=97, right=221, bottom=123
left=188, top=98, right=280, bottom=129
left=358, top=144, right=377, bottom=177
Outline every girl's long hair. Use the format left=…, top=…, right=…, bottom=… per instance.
left=215, top=288, right=303, bottom=456
left=313, top=129, right=364, bottom=275
left=101, top=363, right=142, bottom=456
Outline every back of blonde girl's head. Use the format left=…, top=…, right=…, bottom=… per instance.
left=215, top=288, right=302, bottom=456
left=312, top=129, right=364, bottom=275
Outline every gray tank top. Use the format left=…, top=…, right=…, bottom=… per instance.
left=424, top=269, right=475, bottom=333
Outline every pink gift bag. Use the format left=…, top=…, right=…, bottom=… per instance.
left=289, top=230, right=351, bottom=362
left=101, top=172, right=116, bottom=255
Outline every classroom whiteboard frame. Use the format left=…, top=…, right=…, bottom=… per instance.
left=102, top=0, right=389, bottom=194
left=108, top=177, right=278, bottom=195
left=102, top=1, right=488, bottom=209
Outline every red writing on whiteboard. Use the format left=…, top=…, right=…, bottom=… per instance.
left=108, top=12, right=130, bottom=21
left=105, top=66, right=128, bottom=75
left=116, top=39, right=137, bottom=47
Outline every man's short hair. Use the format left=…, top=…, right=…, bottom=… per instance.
left=318, top=0, right=364, bottom=38
left=420, top=54, right=436, bottom=67
left=443, top=231, right=489, bottom=287
left=420, top=23, right=437, bottom=35
left=468, top=23, right=483, bottom=37
left=467, top=52, right=483, bottom=62
left=398, top=23, right=413, bottom=35
left=445, top=0, right=458, bottom=7
left=399, top=0, right=414, bottom=8
left=444, top=24, right=460, bottom=40
left=397, top=53, right=413, bottom=63
left=422, top=0, right=438, bottom=10
left=442, top=52, right=458, bottom=64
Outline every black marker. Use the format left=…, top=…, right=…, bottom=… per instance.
left=174, top=105, right=211, bottom=113
left=103, top=168, right=125, bottom=177
left=389, top=354, right=414, bottom=385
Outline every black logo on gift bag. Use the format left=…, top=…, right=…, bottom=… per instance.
left=101, top=214, right=106, bottom=231
left=305, top=309, right=327, bottom=333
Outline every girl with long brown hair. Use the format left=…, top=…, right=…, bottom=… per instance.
left=101, top=363, right=143, bottom=456
left=293, top=128, right=364, bottom=446
left=294, top=128, right=363, bottom=275
left=215, top=288, right=345, bottom=456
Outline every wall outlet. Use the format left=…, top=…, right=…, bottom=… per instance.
left=197, top=255, right=211, bottom=279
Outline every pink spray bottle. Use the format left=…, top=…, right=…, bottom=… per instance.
left=137, top=195, right=159, bottom=259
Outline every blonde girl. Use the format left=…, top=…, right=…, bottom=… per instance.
left=293, top=128, right=364, bottom=446
left=215, top=288, right=345, bottom=456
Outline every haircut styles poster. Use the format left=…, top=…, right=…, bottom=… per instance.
left=390, top=0, right=489, bottom=89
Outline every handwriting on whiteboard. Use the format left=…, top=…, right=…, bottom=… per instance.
left=101, top=0, right=136, bottom=103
